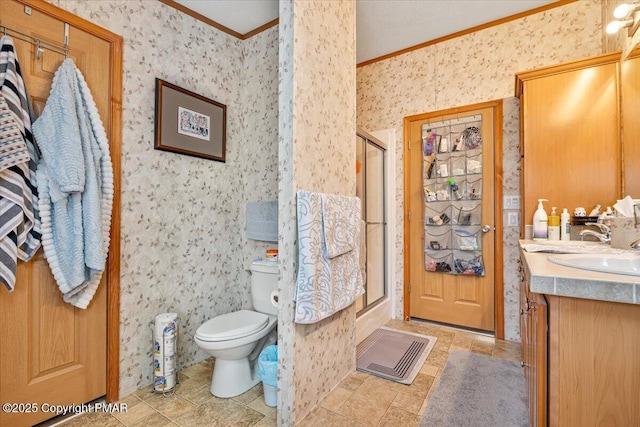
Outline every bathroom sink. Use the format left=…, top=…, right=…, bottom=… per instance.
left=547, top=253, right=640, bottom=276
left=522, top=240, right=614, bottom=254
left=532, top=240, right=601, bottom=246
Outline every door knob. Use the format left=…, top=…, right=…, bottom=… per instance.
left=482, top=225, right=492, bottom=233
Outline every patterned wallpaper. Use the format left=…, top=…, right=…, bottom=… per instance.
left=356, top=1, right=605, bottom=341
left=278, top=0, right=356, bottom=424
left=240, top=28, right=280, bottom=268
left=277, top=2, right=296, bottom=424
left=52, top=0, right=279, bottom=396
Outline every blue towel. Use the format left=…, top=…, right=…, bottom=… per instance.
left=32, top=59, right=113, bottom=309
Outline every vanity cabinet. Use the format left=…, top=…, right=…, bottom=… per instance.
left=519, top=258, right=547, bottom=427
left=520, top=250, right=640, bottom=427
left=516, top=53, right=622, bottom=225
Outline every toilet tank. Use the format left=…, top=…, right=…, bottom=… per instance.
left=250, top=260, right=278, bottom=316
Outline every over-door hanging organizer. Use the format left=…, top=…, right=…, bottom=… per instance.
left=422, top=114, right=485, bottom=276
left=1, top=24, right=69, bottom=59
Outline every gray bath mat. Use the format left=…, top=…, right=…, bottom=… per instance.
left=356, top=326, right=436, bottom=385
left=420, top=350, right=527, bottom=427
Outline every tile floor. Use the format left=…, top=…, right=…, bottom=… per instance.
left=56, top=319, right=521, bottom=427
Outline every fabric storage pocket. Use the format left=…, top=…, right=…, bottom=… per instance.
left=466, top=175, right=482, bottom=200
left=453, top=250, right=484, bottom=275
left=425, top=250, right=453, bottom=273
left=452, top=227, right=481, bottom=251
left=450, top=152, right=466, bottom=176
left=436, top=181, right=451, bottom=201
left=423, top=154, right=437, bottom=180
left=447, top=177, right=465, bottom=200
left=436, top=154, right=451, bottom=178
left=466, top=150, right=482, bottom=174
left=424, top=227, right=451, bottom=251
left=453, top=203, right=482, bottom=225
left=424, top=204, right=451, bottom=226
left=423, top=184, right=437, bottom=202
left=462, top=126, right=482, bottom=149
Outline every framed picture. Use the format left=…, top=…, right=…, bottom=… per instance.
left=154, top=78, right=226, bottom=162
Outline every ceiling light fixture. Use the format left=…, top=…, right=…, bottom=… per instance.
left=607, top=2, right=640, bottom=37
left=614, top=2, right=640, bottom=19
left=606, top=18, right=634, bottom=35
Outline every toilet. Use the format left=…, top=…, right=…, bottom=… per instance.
left=194, top=260, right=278, bottom=398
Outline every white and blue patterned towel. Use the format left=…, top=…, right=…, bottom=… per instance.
left=294, top=191, right=364, bottom=324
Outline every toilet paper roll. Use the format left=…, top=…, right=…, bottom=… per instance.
left=153, top=312, right=178, bottom=392
left=270, top=291, right=279, bottom=308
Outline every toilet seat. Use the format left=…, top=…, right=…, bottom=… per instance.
left=195, top=310, right=268, bottom=342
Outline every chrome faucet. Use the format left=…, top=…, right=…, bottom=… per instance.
left=579, top=222, right=611, bottom=243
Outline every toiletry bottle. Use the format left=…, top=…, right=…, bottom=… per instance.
left=548, top=207, right=560, bottom=240
left=447, top=178, right=462, bottom=200
left=560, top=208, right=570, bottom=241
left=588, top=204, right=601, bottom=217
left=532, top=199, right=548, bottom=240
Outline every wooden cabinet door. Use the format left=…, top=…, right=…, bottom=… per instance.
left=520, top=255, right=548, bottom=427
left=0, top=2, right=115, bottom=426
left=547, top=296, right=640, bottom=427
left=517, top=54, right=621, bottom=224
left=530, top=291, right=547, bottom=427
left=519, top=266, right=532, bottom=422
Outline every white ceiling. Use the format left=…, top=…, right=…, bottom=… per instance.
left=175, top=0, right=557, bottom=64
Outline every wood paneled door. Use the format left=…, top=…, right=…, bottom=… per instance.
left=404, top=101, right=502, bottom=333
left=0, top=1, right=122, bottom=426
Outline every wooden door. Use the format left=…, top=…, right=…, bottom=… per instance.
left=0, top=2, right=115, bottom=426
left=405, top=102, right=500, bottom=332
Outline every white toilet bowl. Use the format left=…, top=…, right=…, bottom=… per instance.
left=195, top=310, right=277, bottom=397
left=194, top=260, right=279, bottom=398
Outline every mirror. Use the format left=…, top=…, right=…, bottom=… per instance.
left=622, top=48, right=640, bottom=197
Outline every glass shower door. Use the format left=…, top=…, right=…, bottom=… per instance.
left=355, top=131, right=387, bottom=315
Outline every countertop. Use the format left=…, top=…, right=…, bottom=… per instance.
left=519, top=240, right=639, bottom=305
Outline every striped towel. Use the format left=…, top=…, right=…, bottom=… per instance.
left=0, top=36, right=41, bottom=291
left=0, top=95, right=29, bottom=171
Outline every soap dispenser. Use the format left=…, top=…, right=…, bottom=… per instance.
left=532, top=199, right=548, bottom=240
left=548, top=207, right=560, bottom=241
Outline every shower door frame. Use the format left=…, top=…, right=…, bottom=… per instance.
left=356, top=129, right=388, bottom=315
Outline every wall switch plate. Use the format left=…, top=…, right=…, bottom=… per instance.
left=503, top=195, right=521, bottom=210
left=507, top=212, right=520, bottom=227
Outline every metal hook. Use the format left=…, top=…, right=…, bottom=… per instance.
left=35, top=40, right=43, bottom=60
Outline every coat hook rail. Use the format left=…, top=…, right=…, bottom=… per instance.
left=0, top=24, right=68, bottom=58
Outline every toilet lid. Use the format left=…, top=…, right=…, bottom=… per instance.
left=195, top=310, right=269, bottom=342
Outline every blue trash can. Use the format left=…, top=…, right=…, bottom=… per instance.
left=257, top=345, right=278, bottom=407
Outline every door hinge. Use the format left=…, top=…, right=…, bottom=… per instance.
left=408, top=211, right=411, bottom=221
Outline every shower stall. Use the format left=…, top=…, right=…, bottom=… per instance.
left=355, top=129, right=387, bottom=315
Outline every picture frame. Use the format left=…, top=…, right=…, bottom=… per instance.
left=154, top=78, right=226, bottom=162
